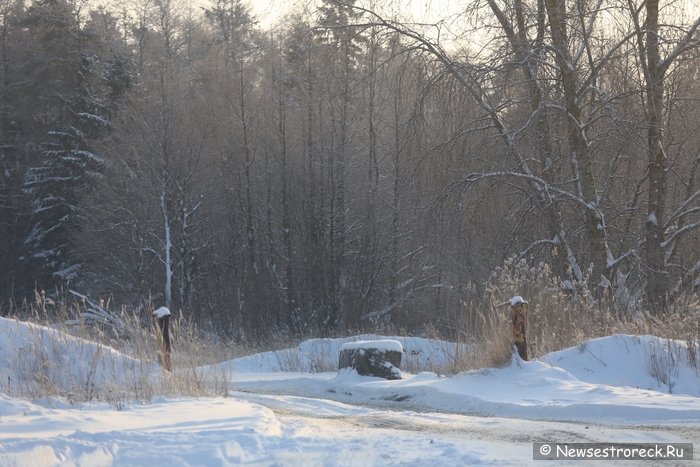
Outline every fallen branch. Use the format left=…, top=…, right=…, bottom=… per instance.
left=66, top=290, right=132, bottom=337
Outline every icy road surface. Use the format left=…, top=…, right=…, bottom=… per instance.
left=1, top=391, right=697, bottom=466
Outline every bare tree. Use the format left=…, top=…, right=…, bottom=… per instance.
left=626, top=0, right=700, bottom=310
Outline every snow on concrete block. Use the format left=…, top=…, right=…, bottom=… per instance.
left=340, top=339, right=403, bottom=353
left=153, top=307, right=172, bottom=318
left=339, top=340, right=403, bottom=380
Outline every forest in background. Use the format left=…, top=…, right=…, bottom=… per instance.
left=0, top=0, right=699, bottom=340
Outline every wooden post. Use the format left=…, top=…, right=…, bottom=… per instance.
left=510, top=296, right=528, bottom=361
left=153, top=307, right=172, bottom=371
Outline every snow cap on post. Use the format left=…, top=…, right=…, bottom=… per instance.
left=510, top=295, right=527, bottom=306
left=153, top=306, right=172, bottom=319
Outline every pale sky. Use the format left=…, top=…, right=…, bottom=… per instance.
left=246, top=0, right=700, bottom=23
left=246, top=0, right=464, bottom=29
left=246, top=0, right=700, bottom=44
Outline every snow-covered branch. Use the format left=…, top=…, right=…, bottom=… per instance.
left=666, top=188, right=700, bottom=227
left=454, top=171, right=591, bottom=211
left=67, top=290, right=131, bottom=336
left=659, top=15, right=700, bottom=73
left=516, top=237, right=559, bottom=261
left=670, top=260, right=700, bottom=299
left=661, top=221, right=700, bottom=249
left=607, top=249, right=639, bottom=270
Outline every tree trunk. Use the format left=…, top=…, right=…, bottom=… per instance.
left=239, top=64, right=256, bottom=273
left=643, top=0, right=668, bottom=312
left=544, top=0, right=610, bottom=286
left=277, top=42, right=298, bottom=333
left=487, top=0, right=583, bottom=283
left=160, top=189, right=173, bottom=309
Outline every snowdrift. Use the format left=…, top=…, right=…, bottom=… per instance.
left=2, top=316, right=699, bottom=423
left=542, top=334, right=700, bottom=396
left=220, top=334, right=700, bottom=423
left=220, top=334, right=468, bottom=374
left=215, top=333, right=700, bottom=397
left=0, top=317, right=158, bottom=399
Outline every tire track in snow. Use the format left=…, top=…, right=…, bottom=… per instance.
left=233, top=391, right=699, bottom=448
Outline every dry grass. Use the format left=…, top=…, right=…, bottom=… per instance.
left=2, top=267, right=698, bottom=403
left=448, top=259, right=700, bottom=377
left=1, top=297, right=251, bottom=406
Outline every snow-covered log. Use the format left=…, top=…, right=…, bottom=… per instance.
left=338, top=340, right=403, bottom=380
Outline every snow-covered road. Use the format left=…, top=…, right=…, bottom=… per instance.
left=232, top=390, right=699, bottom=465
left=236, top=390, right=700, bottom=447
left=2, top=391, right=696, bottom=466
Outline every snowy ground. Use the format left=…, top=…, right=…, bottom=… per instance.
left=1, top=317, right=699, bottom=466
